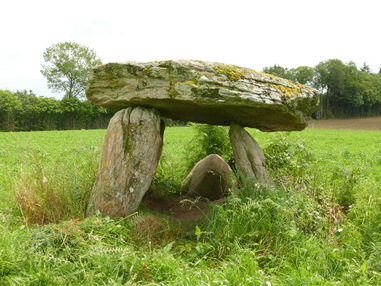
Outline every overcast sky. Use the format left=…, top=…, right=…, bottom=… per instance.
left=1, top=0, right=380, bottom=99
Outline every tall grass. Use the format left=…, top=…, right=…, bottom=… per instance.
left=1, top=127, right=381, bottom=284
left=0, top=130, right=103, bottom=225
left=16, top=147, right=98, bottom=225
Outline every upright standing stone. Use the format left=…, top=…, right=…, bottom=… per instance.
left=229, top=123, right=268, bottom=180
left=87, top=107, right=164, bottom=217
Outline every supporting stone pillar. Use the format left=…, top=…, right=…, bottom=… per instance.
left=87, top=107, right=164, bottom=217
left=229, top=123, right=268, bottom=180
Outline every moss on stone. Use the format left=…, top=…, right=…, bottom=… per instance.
left=87, top=60, right=319, bottom=131
left=168, top=90, right=179, bottom=97
left=270, top=84, right=301, bottom=98
left=191, top=86, right=221, bottom=99
left=156, top=61, right=172, bottom=69
left=185, top=80, right=197, bottom=85
left=213, top=64, right=248, bottom=81
left=102, top=63, right=125, bottom=80
left=143, top=66, right=153, bottom=76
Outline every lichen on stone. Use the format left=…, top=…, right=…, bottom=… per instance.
left=143, top=66, right=152, bottom=76
left=270, top=84, right=301, bottom=99
left=87, top=60, right=320, bottom=131
left=185, top=80, right=197, bottom=85
left=213, top=63, right=248, bottom=81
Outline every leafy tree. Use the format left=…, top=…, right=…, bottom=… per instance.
left=314, top=59, right=381, bottom=117
left=263, top=60, right=381, bottom=118
left=34, top=96, right=61, bottom=130
left=59, top=97, right=85, bottom=129
left=314, top=59, right=347, bottom=115
left=41, top=42, right=102, bottom=99
left=0, top=89, right=114, bottom=131
left=263, top=65, right=315, bottom=86
left=360, top=63, right=371, bottom=73
left=262, top=64, right=292, bottom=79
left=14, top=90, right=39, bottom=131
left=289, top=66, right=315, bottom=85
left=0, top=90, right=22, bottom=131
left=12, top=90, right=61, bottom=131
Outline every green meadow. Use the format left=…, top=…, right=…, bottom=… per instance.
left=1, top=126, right=381, bottom=285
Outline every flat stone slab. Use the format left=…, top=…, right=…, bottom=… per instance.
left=86, top=60, right=319, bottom=131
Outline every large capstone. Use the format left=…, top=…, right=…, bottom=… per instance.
left=87, top=106, right=164, bottom=217
left=87, top=60, right=319, bottom=131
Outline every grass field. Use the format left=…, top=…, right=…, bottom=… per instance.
left=1, top=123, right=381, bottom=285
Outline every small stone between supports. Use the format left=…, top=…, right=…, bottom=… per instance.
left=182, top=154, right=232, bottom=200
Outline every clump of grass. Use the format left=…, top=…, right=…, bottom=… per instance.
left=150, top=149, right=185, bottom=198
left=200, top=174, right=357, bottom=281
left=203, top=180, right=297, bottom=256
left=130, top=213, right=180, bottom=246
left=329, top=165, right=361, bottom=211
left=264, top=132, right=314, bottom=177
left=15, top=147, right=98, bottom=225
left=17, top=172, right=66, bottom=225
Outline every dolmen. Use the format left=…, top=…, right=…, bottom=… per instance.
left=86, top=60, right=319, bottom=217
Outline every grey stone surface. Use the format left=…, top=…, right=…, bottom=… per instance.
left=87, top=60, right=319, bottom=131
left=182, top=154, right=232, bottom=200
left=229, top=123, right=269, bottom=180
left=87, top=106, right=164, bottom=217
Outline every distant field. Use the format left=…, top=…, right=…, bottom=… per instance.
left=308, top=116, right=381, bottom=130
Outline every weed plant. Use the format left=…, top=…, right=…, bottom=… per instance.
left=184, top=123, right=233, bottom=170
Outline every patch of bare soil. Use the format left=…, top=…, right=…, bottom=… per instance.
left=142, top=195, right=225, bottom=222
left=307, top=116, right=381, bottom=130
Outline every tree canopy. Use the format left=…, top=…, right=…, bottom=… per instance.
left=0, top=89, right=114, bottom=131
left=41, top=42, right=102, bottom=99
left=263, top=60, right=381, bottom=119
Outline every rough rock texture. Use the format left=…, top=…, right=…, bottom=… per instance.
left=229, top=123, right=269, bottom=180
left=87, top=60, right=319, bottom=131
left=87, top=107, right=164, bottom=217
left=181, top=154, right=232, bottom=200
